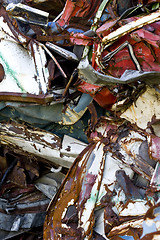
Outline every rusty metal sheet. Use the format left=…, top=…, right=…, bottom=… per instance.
left=0, top=8, right=49, bottom=95
left=0, top=93, right=93, bottom=126
left=6, top=3, right=49, bottom=26
left=0, top=0, right=159, bottom=239
left=44, top=141, right=106, bottom=239
left=0, top=8, right=92, bottom=126
left=78, top=58, right=160, bottom=86
left=102, top=9, right=160, bottom=45
left=43, top=118, right=158, bottom=239
left=0, top=121, right=87, bottom=168
left=120, top=86, right=160, bottom=132
left=35, top=172, right=65, bottom=199
left=0, top=199, right=49, bottom=231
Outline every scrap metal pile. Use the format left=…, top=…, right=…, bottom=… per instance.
left=0, top=0, right=160, bottom=239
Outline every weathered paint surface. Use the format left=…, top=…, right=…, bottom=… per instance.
left=75, top=8, right=160, bottom=109
left=0, top=8, right=49, bottom=95
left=0, top=122, right=87, bottom=168
left=0, top=0, right=160, bottom=239
left=121, top=87, right=160, bottom=131
left=43, top=119, right=159, bottom=239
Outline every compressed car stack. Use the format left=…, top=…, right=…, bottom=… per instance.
left=0, top=0, right=160, bottom=239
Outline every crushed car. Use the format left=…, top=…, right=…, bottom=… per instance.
left=0, top=0, right=160, bottom=239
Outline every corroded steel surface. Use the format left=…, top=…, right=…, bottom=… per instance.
left=43, top=119, right=160, bottom=239
left=0, top=0, right=160, bottom=239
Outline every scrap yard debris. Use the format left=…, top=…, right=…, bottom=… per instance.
left=0, top=0, right=160, bottom=239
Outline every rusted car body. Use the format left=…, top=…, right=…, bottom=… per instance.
left=0, top=0, right=160, bottom=239
left=43, top=118, right=160, bottom=239
left=43, top=0, right=160, bottom=239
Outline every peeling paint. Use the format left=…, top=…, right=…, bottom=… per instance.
left=121, top=87, right=160, bottom=131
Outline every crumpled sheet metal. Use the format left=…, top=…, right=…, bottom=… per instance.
left=101, top=9, right=160, bottom=46
left=0, top=195, right=49, bottom=240
left=78, top=58, right=160, bottom=86
left=0, top=7, right=93, bottom=126
left=0, top=7, right=49, bottom=95
left=44, top=141, right=106, bottom=239
left=0, top=1, right=160, bottom=239
left=140, top=203, right=160, bottom=240
left=0, top=122, right=72, bottom=239
left=0, top=146, right=67, bottom=240
left=0, top=121, right=87, bottom=168
left=0, top=198, right=49, bottom=231
left=0, top=152, right=51, bottom=239
left=0, top=93, right=92, bottom=126
left=120, top=86, right=160, bottom=135
left=46, top=0, right=101, bottom=35
left=35, top=172, right=65, bottom=199
left=6, top=3, right=49, bottom=26
left=75, top=6, right=160, bottom=109
left=43, top=118, right=160, bottom=239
